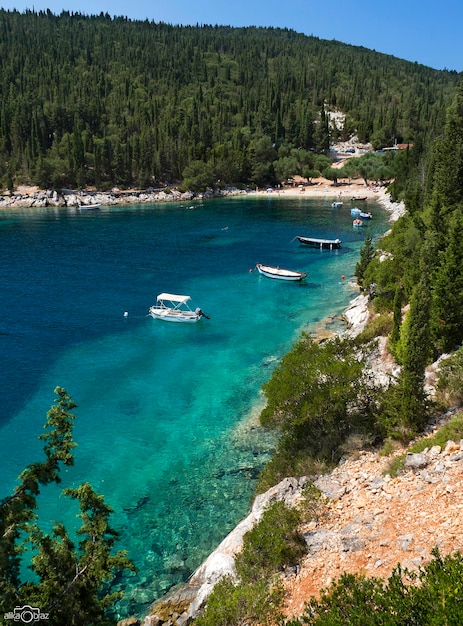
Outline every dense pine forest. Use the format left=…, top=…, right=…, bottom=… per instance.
left=0, top=9, right=461, bottom=191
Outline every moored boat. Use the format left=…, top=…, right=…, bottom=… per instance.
left=331, top=201, right=343, bottom=208
left=148, top=293, right=208, bottom=323
left=79, top=204, right=100, bottom=210
left=296, top=235, right=342, bottom=249
left=353, top=218, right=363, bottom=227
left=351, top=207, right=362, bottom=217
left=359, top=211, right=372, bottom=219
left=255, top=263, right=307, bottom=281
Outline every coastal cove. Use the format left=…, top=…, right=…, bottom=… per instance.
left=0, top=194, right=393, bottom=619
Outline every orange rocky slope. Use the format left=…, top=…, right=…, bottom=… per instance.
left=282, top=435, right=463, bottom=619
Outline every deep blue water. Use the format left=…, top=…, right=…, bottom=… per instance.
left=0, top=195, right=389, bottom=617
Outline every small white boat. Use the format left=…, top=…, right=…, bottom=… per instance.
left=256, top=263, right=307, bottom=281
left=79, top=204, right=100, bottom=210
left=359, top=211, right=372, bottom=219
left=351, top=207, right=361, bottom=217
left=331, top=201, right=343, bottom=208
left=148, top=293, right=208, bottom=323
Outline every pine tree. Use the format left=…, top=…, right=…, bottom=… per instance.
left=355, top=235, right=375, bottom=288
left=398, top=277, right=432, bottom=433
left=0, top=388, right=134, bottom=622
left=431, top=211, right=463, bottom=353
left=389, top=283, right=403, bottom=351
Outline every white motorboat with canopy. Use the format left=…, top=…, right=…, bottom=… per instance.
left=149, top=293, right=208, bottom=323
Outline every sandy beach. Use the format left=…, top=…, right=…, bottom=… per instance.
left=249, top=178, right=405, bottom=222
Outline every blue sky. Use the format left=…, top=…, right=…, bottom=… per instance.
left=1, top=0, right=462, bottom=72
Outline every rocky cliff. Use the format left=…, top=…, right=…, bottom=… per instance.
left=282, top=431, right=463, bottom=618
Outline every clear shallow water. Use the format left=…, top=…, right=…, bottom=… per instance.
left=0, top=196, right=389, bottom=617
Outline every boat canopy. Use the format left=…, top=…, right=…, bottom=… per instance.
left=157, top=293, right=191, bottom=303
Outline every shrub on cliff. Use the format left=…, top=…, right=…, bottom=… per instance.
left=258, top=334, right=382, bottom=488
left=282, top=548, right=463, bottom=625
left=436, top=347, right=463, bottom=407
left=193, top=500, right=306, bottom=626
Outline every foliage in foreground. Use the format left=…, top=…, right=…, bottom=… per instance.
left=0, top=387, right=134, bottom=625
left=282, top=548, right=463, bottom=625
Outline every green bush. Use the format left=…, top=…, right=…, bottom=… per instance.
left=193, top=575, right=284, bottom=626
left=236, top=501, right=306, bottom=582
left=436, top=348, right=463, bottom=407
left=260, top=334, right=381, bottom=471
left=282, top=549, right=463, bottom=625
left=256, top=449, right=331, bottom=495
left=354, top=313, right=392, bottom=345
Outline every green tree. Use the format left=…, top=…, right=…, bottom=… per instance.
left=248, top=134, right=277, bottom=187
left=389, top=283, right=403, bottom=351
left=431, top=211, right=463, bottom=353
left=354, top=234, right=375, bottom=287
left=314, top=105, right=330, bottom=154
left=427, top=83, right=463, bottom=217
left=383, top=277, right=432, bottom=438
left=260, top=335, right=381, bottom=479
left=182, top=159, right=215, bottom=191
left=322, top=166, right=339, bottom=186
left=0, top=388, right=134, bottom=623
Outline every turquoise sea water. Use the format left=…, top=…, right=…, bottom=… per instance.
left=0, top=195, right=389, bottom=617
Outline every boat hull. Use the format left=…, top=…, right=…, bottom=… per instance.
left=296, top=236, right=341, bottom=249
left=149, top=307, right=200, bottom=322
left=256, top=263, right=307, bottom=281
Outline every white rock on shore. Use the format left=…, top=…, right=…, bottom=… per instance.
left=0, top=187, right=250, bottom=208
left=342, top=293, right=370, bottom=337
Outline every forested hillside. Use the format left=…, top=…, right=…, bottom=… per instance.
left=0, top=9, right=460, bottom=190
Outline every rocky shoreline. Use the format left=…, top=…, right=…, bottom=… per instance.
left=126, top=291, right=398, bottom=626
left=0, top=182, right=405, bottom=219
left=0, top=186, right=247, bottom=209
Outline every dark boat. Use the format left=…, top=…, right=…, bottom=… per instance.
left=296, top=236, right=342, bottom=249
